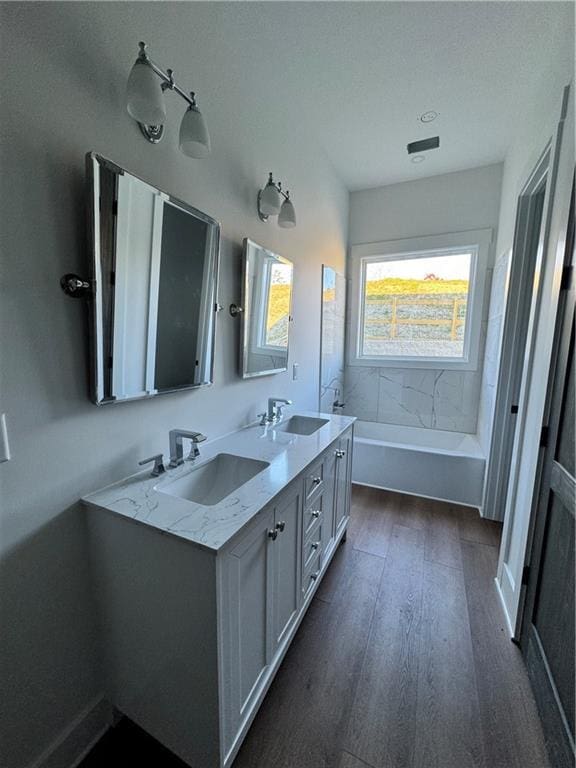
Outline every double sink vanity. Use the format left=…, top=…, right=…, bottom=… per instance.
left=84, top=409, right=355, bottom=768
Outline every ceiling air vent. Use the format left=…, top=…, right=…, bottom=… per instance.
left=407, top=136, right=440, bottom=154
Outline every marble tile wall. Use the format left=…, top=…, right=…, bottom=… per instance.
left=477, top=250, right=510, bottom=451
left=344, top=365, right=482, bottom=432
left=319, top=266, right=346, bottom=413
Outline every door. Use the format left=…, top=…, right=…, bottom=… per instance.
left=520, top=183, right=575, bottom=768
left=334, top=430, right=353, bottom=535
left=271, top=483, right=302, bottom=652
left=221, top=505, right=275, bottom=747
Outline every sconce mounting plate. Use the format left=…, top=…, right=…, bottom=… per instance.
left=139, top=122, right=165, bottom=144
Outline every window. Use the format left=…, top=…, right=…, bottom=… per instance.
left=349, top=230, right=492, bottom=370
left=261, top=259, right=292, bottom=349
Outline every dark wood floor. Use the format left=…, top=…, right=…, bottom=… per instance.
left=80, top=487, right=551, bottom=768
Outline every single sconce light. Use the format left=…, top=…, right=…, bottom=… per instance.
left=126, top=42, right=211, bottom=158
left=257, top=173, right=297, bottom=228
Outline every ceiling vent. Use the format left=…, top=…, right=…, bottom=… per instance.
left=407, top=136, right=440, bottom=154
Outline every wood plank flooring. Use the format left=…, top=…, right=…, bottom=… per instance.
left=80, top=486, right=550, bottom=768
left=233, top=486, right=550, bottom=768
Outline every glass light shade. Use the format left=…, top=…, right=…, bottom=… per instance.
left=278, top=197, right=296, bottom=228
left=179, top=105, right=211, bottom=158
left=126, top=59, right=166, bottom=125
left=259, top=181, right=283, bottom=216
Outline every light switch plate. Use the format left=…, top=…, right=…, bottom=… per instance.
left=0, top=413, right=10, bottom=462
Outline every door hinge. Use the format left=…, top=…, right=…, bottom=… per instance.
left=560, top=264, right=573, bottom=291
left=540, top=425, right=550, bottom=448
left=110, top=271, right=115, bottom=286
left=521, top=565, right=531, bottom=586
left=107, top=355, right=113, bottom=370
left=112, top=199, right=118, bottom=216
left=510, top=404, right=519, bottom=414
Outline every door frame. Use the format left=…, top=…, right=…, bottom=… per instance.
left=483, top=147, right=549, bottom=522
left=518, top=180, right=574, bottom=767
left=496, top=83, right=574, bottom=637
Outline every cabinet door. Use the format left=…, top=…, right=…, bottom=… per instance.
left=221, top=506, right=275, bottom=746
left=272, top=483, right=302, bottom=653
left=334, top=430, right=353, bottom=535
left=322, top=449, right=337, bottom=549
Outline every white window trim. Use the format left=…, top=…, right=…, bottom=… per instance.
left=348, top=229, right=493, bottom=371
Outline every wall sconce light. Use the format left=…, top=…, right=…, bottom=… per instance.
left=257, top=173, right=297, bottom=228
left=126, top=41, right=211, bottom=159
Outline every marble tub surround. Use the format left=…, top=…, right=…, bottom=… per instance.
left=83, top=412, right=355, bottom=552
left=319, top=266, right=346, bottom=413
left=344, top=365, right=482, bottom=433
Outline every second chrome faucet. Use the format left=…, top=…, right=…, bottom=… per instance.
left=259, top=397, right=292, bottom=425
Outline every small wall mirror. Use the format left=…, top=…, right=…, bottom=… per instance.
left=87, top=153, right=220, bottom=404
left=240, top=238, right=293, bottom=378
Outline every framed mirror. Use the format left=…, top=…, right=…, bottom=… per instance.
left=86, top=153, right=220, bottom=405
left=240, top=239, right=293, bottom=378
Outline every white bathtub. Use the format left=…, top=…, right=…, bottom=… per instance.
left=352, top=420, right=486, bottom=508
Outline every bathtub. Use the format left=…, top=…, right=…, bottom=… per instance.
left=352, top=420, right=486, bottom=508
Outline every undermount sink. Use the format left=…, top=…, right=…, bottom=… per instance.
left=273, top=415, right=329, bottom=436
left=156, top=453, right=270, bottom=506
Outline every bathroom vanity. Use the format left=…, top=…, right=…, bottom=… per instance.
left=84, top=412, right=354, bottom=768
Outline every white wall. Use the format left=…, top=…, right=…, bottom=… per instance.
left=345, top=163, right=503, bottom=433
left=0, top=5, right=348, bottom=768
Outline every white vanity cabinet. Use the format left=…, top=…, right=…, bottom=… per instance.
left=219, top=480, right=302, bottom=758
left=87, top=422, right=353, bottom=768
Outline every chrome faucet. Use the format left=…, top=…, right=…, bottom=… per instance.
left=169, top=429, right=207, bottom=468
left=267, top=397, right=292, bottom=423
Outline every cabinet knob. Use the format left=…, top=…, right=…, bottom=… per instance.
left=311, top=542, right=319, bottom=550
left=310, top=510, right=320, bottom=519
left=268, top=528, right=278, bottom=540
left=335, top=450, right=346, bottom=458
left=312, top=476, right=322, bottom=485
left=275, top=520, right=286, bottom=532
left=310, top=571, right=320, bottom=581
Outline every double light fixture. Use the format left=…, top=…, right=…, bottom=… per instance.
left=257, top=173, right=296, bottom=229
left=127, top=43, right=296, bottom=228
left=126, top=41, right=211, bottom=158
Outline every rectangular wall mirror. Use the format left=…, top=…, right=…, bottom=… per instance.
left=240, top=238, right=293, bottom=378
left=87, top=153, right=220, bottom=404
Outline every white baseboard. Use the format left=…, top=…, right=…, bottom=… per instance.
left=27, top=696, right=112, bottom=768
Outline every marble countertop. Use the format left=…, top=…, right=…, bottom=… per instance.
left=83, top=411, right=355, bottom=553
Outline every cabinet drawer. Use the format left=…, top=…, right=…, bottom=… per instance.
left=303, top=527, right=322, bottom=571
left=302, top=551, right=322, bottom=599
left=304, top=459, right=324, bottom=502
left=303, top=496, right=323, bottom=537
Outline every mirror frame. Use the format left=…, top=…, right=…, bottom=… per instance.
left=86, top=152, right=221, bottom=405
left=240, top=238, right=294, bottom=379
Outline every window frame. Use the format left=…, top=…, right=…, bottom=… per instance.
left=348, top=229, right=493, bottom=371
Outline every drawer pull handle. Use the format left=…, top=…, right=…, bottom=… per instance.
left=335, top=450, right=346, bottom=458
left=310, top=510, right=320, bottom=519
left=310, top=571, right=320, bottom=581
left=268, top=528, right=278, bottom=540
left=275, top=520, right=286, bottom=532
left=312, top=476, right=322, bottom=485
left=311, top=542, right=319, bottom=550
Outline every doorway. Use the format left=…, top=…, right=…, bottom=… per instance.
left=483, top=150, right=549, bottom=522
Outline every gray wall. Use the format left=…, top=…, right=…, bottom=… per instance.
left=345, top=163, right=503, bottom=433
left=0, top=5, right=348, bottom=767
